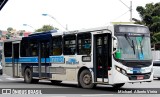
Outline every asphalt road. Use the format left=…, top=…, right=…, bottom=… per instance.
left=0, top=74, right=160, bottom=97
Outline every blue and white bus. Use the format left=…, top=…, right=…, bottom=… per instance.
left=2, top=24, right=153, bottom=88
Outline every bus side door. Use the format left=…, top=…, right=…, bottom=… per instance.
left=93, top=33, right=112, bottom=82
left=12, top=42, right=21, bottom=77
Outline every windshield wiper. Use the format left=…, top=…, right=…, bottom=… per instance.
left=132, top=40, right=135, bottom=54
left=139, top=35, right=144, bottom=55
left=124, top=34, right=135, bottom=54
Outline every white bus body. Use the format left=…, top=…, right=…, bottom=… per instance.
left=2, top=24, right=153, bottom=88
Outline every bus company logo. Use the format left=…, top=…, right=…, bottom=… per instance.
left=66, top=58, right=79, bottom=65
left=50, top=56, right=64, bottom=63
left=1, top=89, right=42, bottom=94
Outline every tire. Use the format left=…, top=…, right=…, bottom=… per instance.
left=112, top=83, right=125, bottom=88
left=51, top=80, right=62, bottom=84
left=24, top=68, right=34, bottom=83
left=79, top=70, right=95, bottom=88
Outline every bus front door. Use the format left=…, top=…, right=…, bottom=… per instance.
left=94, top=33, right=111, bottom=82
left=12, top=42, right=21, bottom=77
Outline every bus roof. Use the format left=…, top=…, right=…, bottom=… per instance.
left=31, top=24, right=147, bottom=36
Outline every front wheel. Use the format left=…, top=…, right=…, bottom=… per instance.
left=79, top=70, right=95, bottom=88
left=112, top=83, right=125, bottom=88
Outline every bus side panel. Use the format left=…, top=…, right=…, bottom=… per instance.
left=3, top=58, right=13, bottom=77
left=3, top=63, right=13, bottom=76
left=3, top=58, right=22, bottom=77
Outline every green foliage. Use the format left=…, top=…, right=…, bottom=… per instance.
left=133, top=2, right=160, bottom=44
left=35, top=25, right=58, bottom=32
left=6, top=33, right=11, bottom=39
left=19, top=30, right=25, bottom=36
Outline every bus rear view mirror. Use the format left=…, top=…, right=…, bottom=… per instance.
left=112, top=36, right=118, bottom=54
left=113, top=39, right=118, bottom=49
left=112, top=36, right=118, bottom=49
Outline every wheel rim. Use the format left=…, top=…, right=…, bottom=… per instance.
left=83, top=74, right=91, bottom=85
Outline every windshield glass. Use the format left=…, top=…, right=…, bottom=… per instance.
left=116, top=35, right=152, bottom=60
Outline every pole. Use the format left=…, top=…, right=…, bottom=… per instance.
left=119, top=0, right=132, bottom=23
left=38, top=42, right=41, bottom=78
left=130, top=1, right=132, bottom=22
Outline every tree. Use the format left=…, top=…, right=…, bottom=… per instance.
left=7, top=27, right=13, bottom=33
left=6, top=27, right=14, bottom=39
left=133, top=2, right=160, bottom=44
left=18, top=30, right=25, bottom=36
left=35, top=25, right=58, bottom=32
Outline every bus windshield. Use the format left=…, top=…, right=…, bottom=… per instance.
left=116, top=35, right=152, bottom=60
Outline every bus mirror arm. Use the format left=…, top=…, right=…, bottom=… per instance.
left=112, top=36, right=118, bottom=54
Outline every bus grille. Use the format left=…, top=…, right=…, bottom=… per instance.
left=127, top=73, right=151, bottom=80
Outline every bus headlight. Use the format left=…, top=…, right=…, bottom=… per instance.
left=121, top=69, right=126, bottom=75
left=116, top=66, right=121, bottom=72
left=115, top=66, right=127, bottom=75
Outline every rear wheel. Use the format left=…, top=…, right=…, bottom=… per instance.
left=24, top=68, right=32, bottom=83
left=24, top=68, right=39, bottom=83
left=112, top=83, right=125, bottom=88
left=79, top=70, right=95, bottom=88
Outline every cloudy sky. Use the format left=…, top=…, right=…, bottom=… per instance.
left=0, top=0, right=160, bottom=31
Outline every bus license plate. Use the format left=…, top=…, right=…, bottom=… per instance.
left=137, top=76, right=144, bottom=80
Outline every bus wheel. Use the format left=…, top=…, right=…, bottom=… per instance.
left=112, top=83, right=125, bottom=88
left=51, top=80, right=62, bottom=84
left=79, top=70, right=95, bottom=88
left=24, top=68, right=33, bottom=83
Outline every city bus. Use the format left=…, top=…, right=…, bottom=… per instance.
left=2, top=24, right=153, bottom=88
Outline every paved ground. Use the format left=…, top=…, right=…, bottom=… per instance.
left=0, top=74, right=160, bottom=97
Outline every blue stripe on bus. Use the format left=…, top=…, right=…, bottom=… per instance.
left=5, top=58, right=12, bottom=63
left=5, top=56, right=64, bottom=63
left=5, top=57, right=50, bottom=63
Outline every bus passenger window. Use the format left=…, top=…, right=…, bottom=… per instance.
left=52, top=36, right=62, bottom=55
left=63, top=35, right=76, bottom=55
left=77, top=33, right=91, bottom=55
left=4, top=42, right=12, bottom=57
left=30, top=42, right=38, bottom=56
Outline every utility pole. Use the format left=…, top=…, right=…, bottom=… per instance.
left=119, top=0, right=132, bottom=22
left=130, top=1, right=132, bottom=22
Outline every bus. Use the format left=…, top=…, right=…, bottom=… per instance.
left=2, top=24, right=153, bottom=88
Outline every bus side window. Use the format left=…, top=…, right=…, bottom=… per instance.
left=63, top=34, right=76, bottom=55
left=77, top=33, right=91, bottom=55
left=29, top=42, right=38, bottom=56
left=20, top=40, right=30, bottom=57
left=52, top=36, right=62, bottom=55
left=4, top=42, right=12, bottom=57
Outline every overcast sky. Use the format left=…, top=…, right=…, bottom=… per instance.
left=0, top=0, right=160, bottom=32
